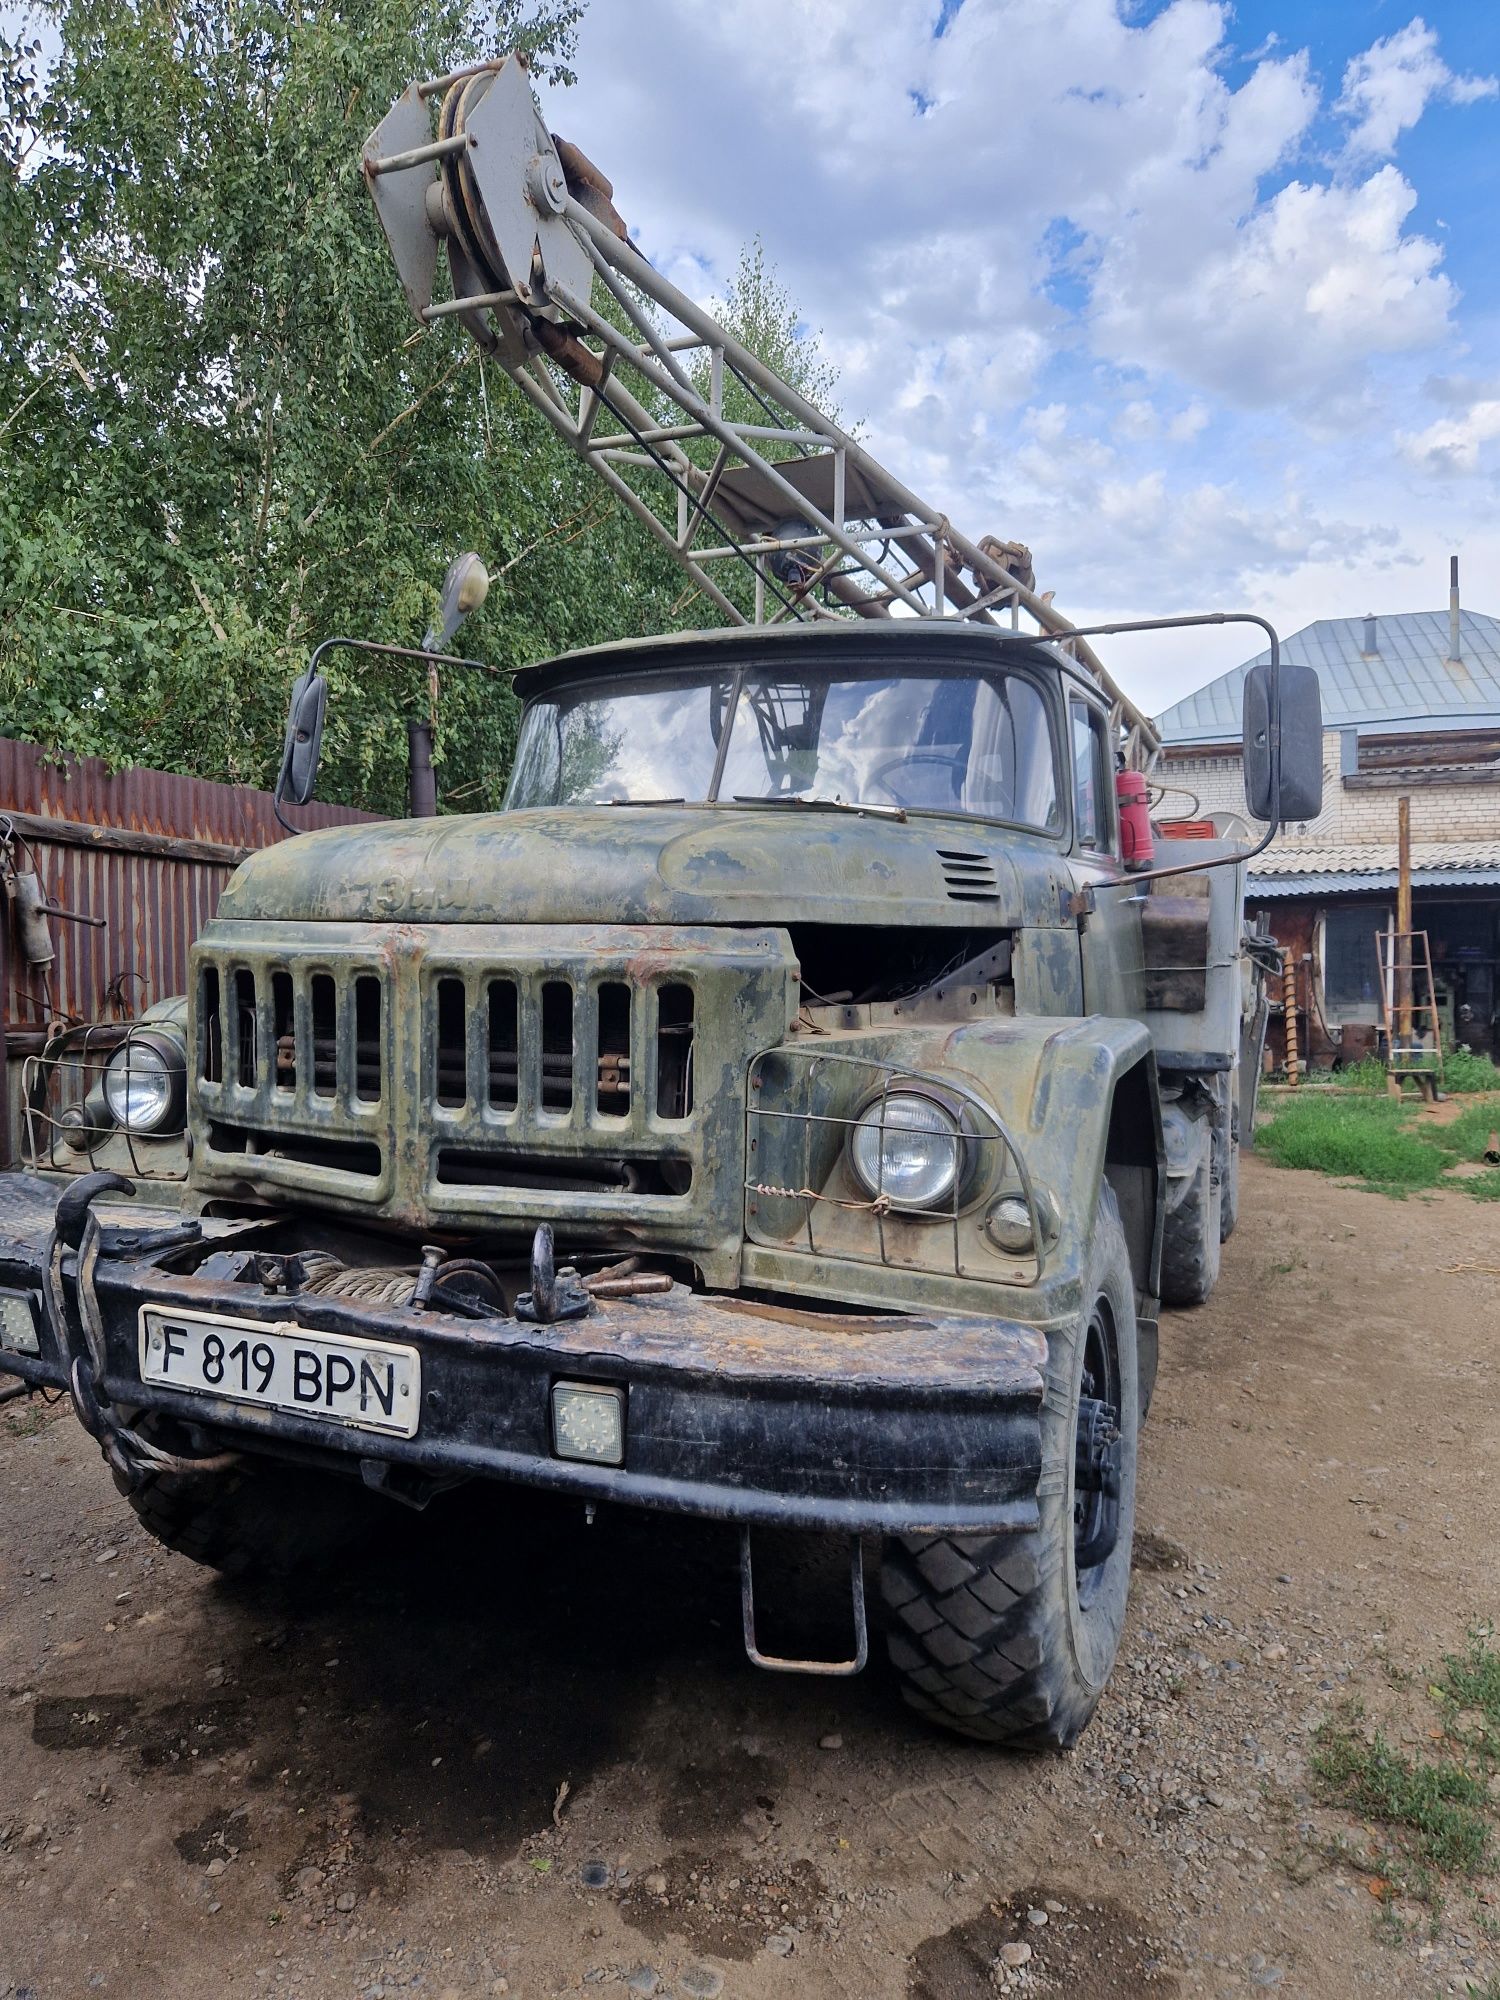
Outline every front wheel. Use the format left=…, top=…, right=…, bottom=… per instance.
left=880, top=1181, right=1139, bottom=1748
left=124, top=1421, right=375, bottom=1578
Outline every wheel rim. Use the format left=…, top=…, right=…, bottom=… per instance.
left=1073, top=1298, right=1122, bottom=1611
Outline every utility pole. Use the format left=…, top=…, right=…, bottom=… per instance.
left=1392, top=795, right=1413, bottom=1098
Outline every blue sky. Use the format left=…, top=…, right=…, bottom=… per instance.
left=559, top=0, right=1500, bottom=709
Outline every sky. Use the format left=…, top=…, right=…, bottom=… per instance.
left=552, top=0, right=1500, bottom=711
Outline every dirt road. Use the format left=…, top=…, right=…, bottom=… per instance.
left=2, top=1155, right=1497, bottom=2000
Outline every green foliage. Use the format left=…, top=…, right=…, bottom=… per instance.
left=0, top=4, right=840, bottom=814
left=1259, top=1088, right=1500, bottom=1198
left=1443, top=1043, right=1500, bottom=1093
left=694, top=237, right=842, bottom=440
left=1330, top=1055, right=1388, bottom=1092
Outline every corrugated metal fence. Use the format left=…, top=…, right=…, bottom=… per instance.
left=1, top=738, right=371, bottom=1038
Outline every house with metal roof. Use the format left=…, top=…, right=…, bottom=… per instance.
left=1153, top=562, right=1500, bottom=1069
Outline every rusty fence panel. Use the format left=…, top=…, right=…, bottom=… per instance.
left=1, top=737, right=373, bottom=1041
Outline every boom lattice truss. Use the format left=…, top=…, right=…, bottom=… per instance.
left=364, top=52, right=1160, bottom=761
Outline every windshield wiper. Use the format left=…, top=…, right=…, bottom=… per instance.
left=605, top=796, right=686, bottom=806
left=729, top=793, right=906, bottom=821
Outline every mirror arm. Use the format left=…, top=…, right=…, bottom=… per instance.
left=271, top=637, right=509, bottom=834
left=303, top=636, right=503, bottom=678
left=1060, top=611, right=1284, bottom=894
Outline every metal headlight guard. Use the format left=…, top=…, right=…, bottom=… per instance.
left=744, top=1047, right=1048, bottom=1286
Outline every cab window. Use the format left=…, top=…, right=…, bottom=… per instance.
left=1070, top=699, right=1111, bottom=851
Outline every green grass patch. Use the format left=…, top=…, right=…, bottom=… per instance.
left=1437, top=1625, right=1500, bottom=1766
left=1258, top=1094, right=1451, bottom=1194
left=1312, top=1724, right=1492, bottom=1874
left=1300, top=1046, right=1500, bottom=1095
left=1310, top=1629, right=1500, bottom=1914
left=1259, top=1089, right=1500, bottom=1198
left=1424, top=1101, right=1500, bottom=1164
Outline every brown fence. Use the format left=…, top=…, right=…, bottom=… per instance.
left=1, top=737, right=372, bottom=1046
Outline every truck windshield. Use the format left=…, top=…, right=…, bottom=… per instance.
left=506, top=665, right=1062, bottom=827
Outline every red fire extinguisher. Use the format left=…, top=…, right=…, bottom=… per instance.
left=1116, top=766, right=1154, bottom=870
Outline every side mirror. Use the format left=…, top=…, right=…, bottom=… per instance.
left=422, top=551, right=490, bottom=653
left=276, top=668, right=328, bottom=808
left=1242, top=660, right=1323, bottom=824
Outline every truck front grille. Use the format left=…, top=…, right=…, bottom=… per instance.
left=425, top=972, right=694, bottom=1125
left=188, top=922, right=795, bottom=1257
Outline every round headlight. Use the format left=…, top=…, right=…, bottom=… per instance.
left=104, top=1035, right=186, bottom=1135
left=850, top=1092, right=963, bottom=1211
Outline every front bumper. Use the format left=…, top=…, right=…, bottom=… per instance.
left=8, top=1191, right=1048, bottom=1537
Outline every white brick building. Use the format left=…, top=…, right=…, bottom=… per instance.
left=1153, top=583, right=1500, bottom=1066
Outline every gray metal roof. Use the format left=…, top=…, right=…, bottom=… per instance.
left=1248, top=866, right=1500, bottom=899
left=1155, top=609, right=1500, bottom=745
left=1247, top=838, right=1500, bottom=899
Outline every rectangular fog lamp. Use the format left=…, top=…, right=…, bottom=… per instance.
left=0, top=1291, right=40, bottom=1357
left=551, top=1381, right=625, bottom=1466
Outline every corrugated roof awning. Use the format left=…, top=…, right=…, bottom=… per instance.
left=1248, top=866, right=1500, bottom=899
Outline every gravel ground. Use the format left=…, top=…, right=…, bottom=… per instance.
left=1, top=1152, right=1497, bottom=1999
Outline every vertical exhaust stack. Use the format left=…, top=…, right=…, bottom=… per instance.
left=1449, top=554, right=1463, bottom=665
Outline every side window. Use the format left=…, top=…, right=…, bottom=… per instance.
left=1070, top=700, right=1110, bottom=851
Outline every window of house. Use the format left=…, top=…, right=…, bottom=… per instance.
left=1322, top=905, right=1390, bottom=1016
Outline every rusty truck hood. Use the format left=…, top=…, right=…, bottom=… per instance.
left=218, top=806, right=1070, bottom=928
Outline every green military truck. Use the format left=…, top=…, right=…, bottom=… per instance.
left=0, top=54, right=1322, bottom=1747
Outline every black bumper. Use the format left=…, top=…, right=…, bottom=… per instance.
left=7, top=1193, right=1048, bottom=1537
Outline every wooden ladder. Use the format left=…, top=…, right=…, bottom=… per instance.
left=1376, top=927, right=1444, bottom=1093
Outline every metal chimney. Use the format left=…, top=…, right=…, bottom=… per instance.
left=1448, top=554, right=1462, bottom=664
left=1362, top=612, right=1379, bottom=657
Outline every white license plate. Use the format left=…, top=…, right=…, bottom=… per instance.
left=138, top=1307, right=421, bottom=1439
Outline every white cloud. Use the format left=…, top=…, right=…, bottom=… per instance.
left=565, top=0, right=1464, bottom=427
left=1091, top=165, right=1454, bottom=403
left=1399, top=399, right=1500, bottom=475
left=1168, top=401, right=1209, bottom=442
left=1336, top=17, right=1497, bottom=160
left=545, top=0, right=1487, bottom=693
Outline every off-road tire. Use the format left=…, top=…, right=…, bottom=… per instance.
left=1160, top=1113, right=1221, bottom=1306
left=880, top=1181, right=1139, bottom=1748
left=125, top=1435, right=373, bottom=1578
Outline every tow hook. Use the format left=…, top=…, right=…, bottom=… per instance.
left=45, top=1171, right=235, bottom=1492
left=515, top=1224, right=593, bottom=1324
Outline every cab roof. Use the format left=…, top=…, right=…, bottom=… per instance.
left=511, top=618, right=1109, bottom=706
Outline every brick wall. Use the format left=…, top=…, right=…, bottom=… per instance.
left=1159, top=731, right=1500, bottom=854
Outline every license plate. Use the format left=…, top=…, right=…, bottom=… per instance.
left=138, top=1307, right=421, bottom=1439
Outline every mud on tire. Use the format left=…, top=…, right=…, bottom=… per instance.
left=880, top=1181, right=1139, bottom=1748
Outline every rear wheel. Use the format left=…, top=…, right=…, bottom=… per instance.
left=880, top=1182, right=1139, bottom=1748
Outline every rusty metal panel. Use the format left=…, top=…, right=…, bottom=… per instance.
left=0, top=738, right=372, bottom=1034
